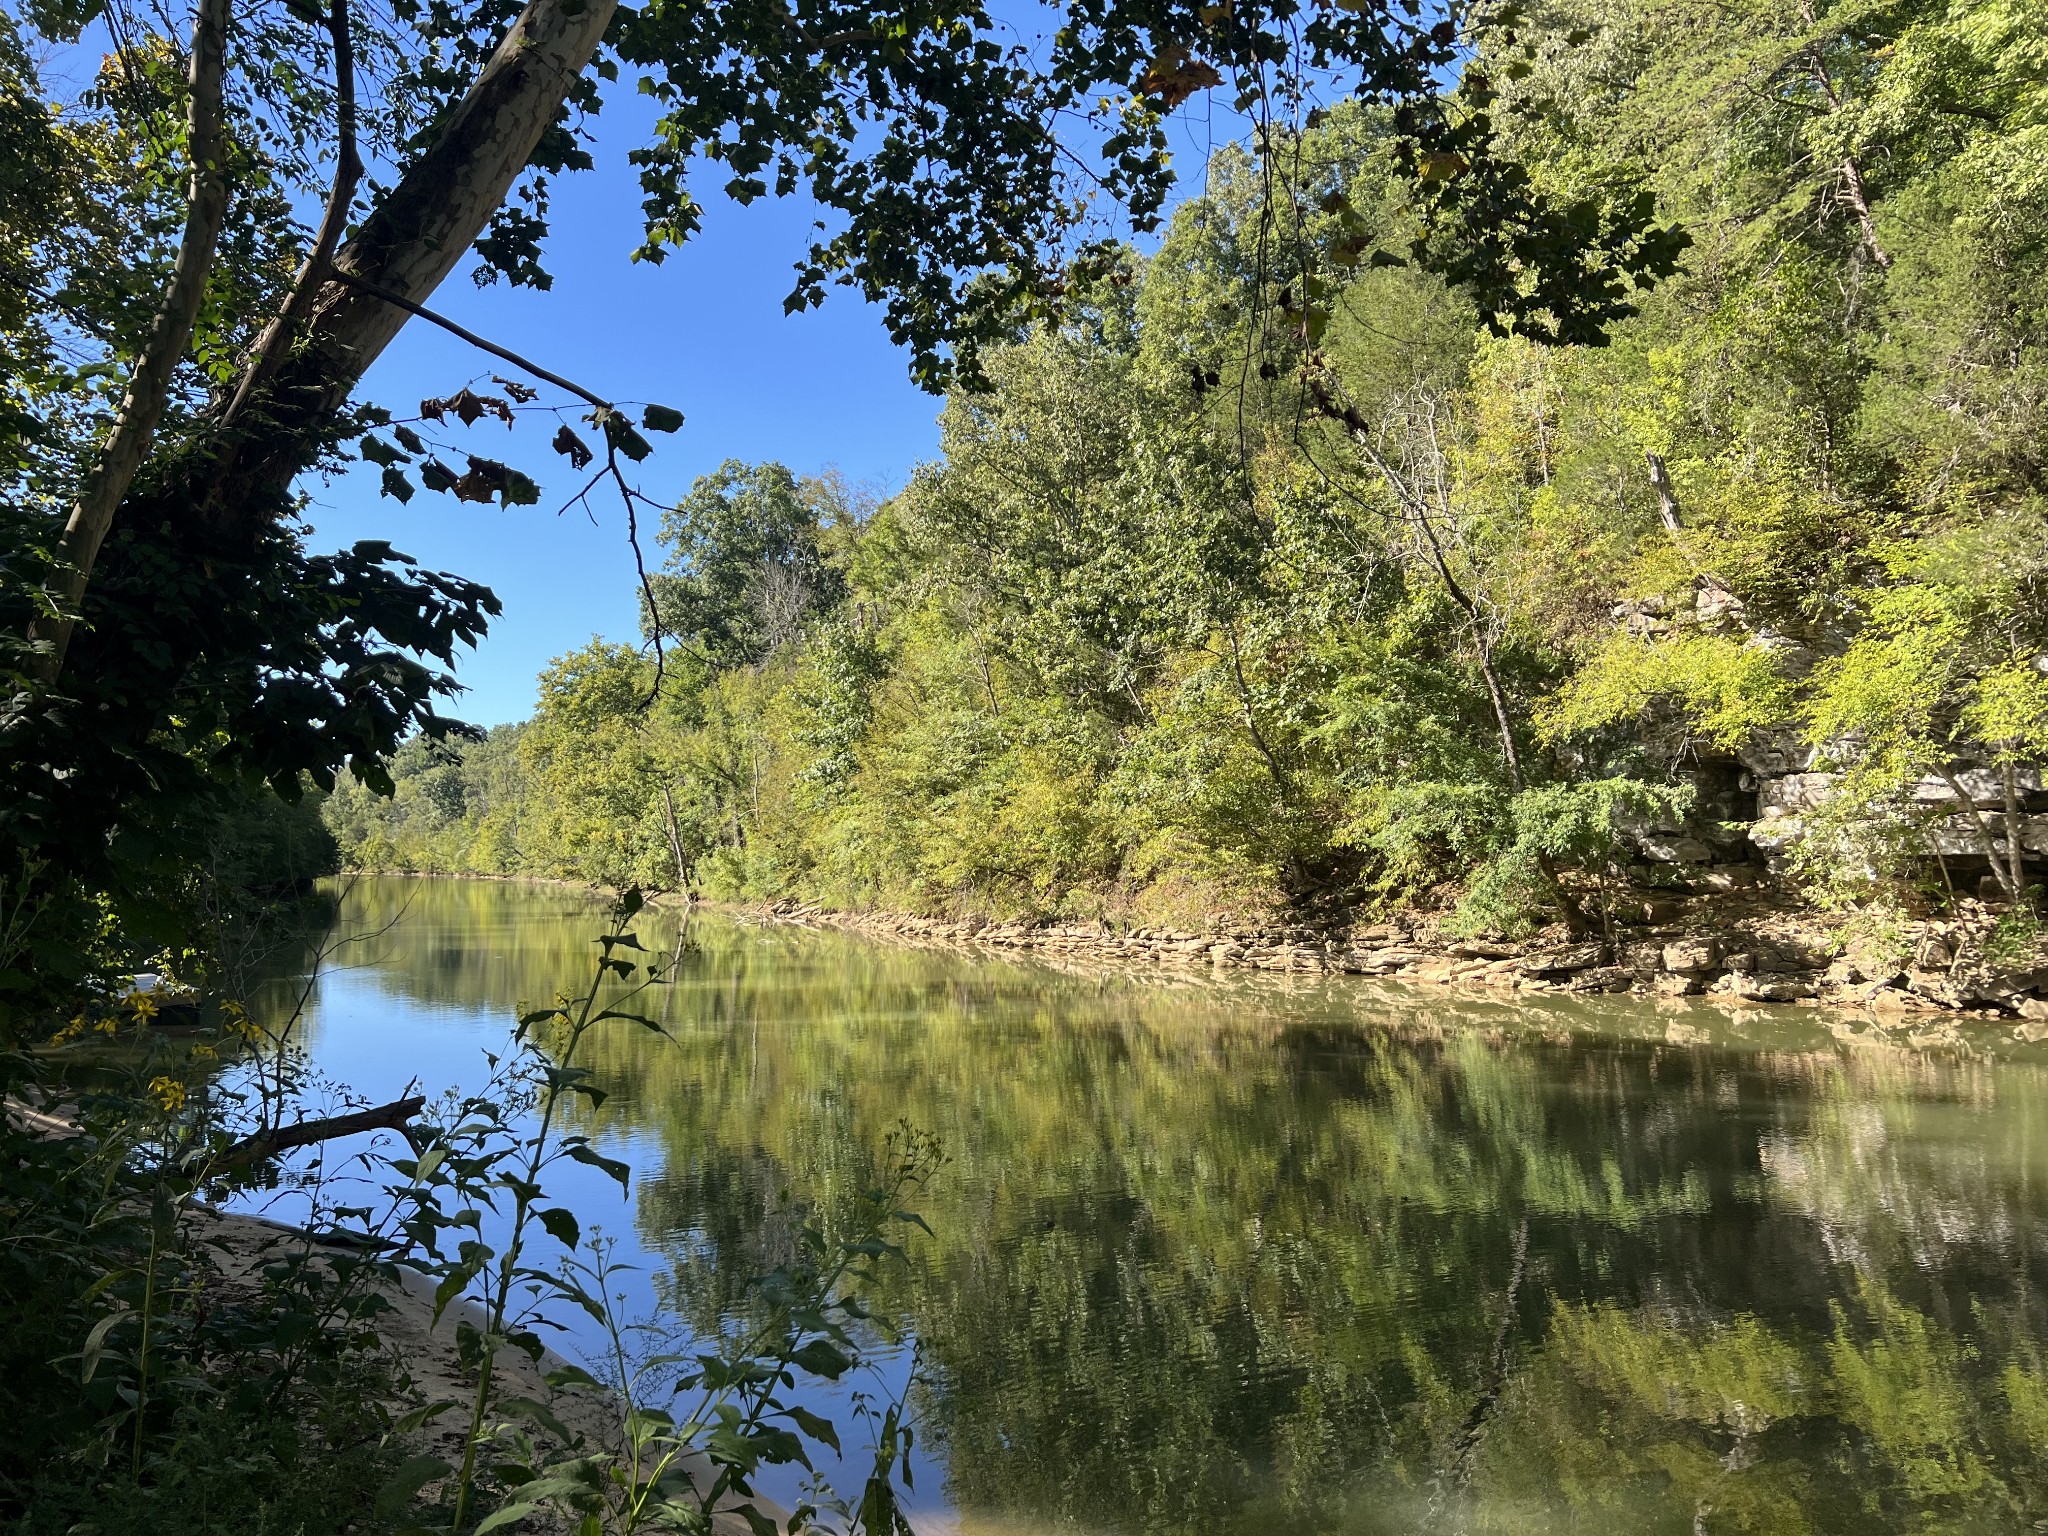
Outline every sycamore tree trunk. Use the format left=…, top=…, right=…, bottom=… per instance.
left=192, top=0, right=618, bottom=549
left=6, top=0, right=619, bottom=895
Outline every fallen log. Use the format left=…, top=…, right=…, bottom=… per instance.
left=218, top=1095, right=426, bottom=1170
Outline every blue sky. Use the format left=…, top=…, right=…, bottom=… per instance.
left=300, top=91, right=947, bottom=726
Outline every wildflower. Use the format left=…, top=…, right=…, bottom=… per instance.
left=127, top=992, right=160, bottom=1023
left=190, top=1043, right=218, bottom=1061
left=221, top=999, right=263, bottom=1042
left=147, top=1076, right=187, bottom=1113
left=48, top=1013, right=89, bottom=1046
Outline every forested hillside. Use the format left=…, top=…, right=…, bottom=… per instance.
left=328, top=0, right=2048, bottom=936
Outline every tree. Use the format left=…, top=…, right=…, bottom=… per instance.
left=0, top=0, right=1687, bottom=1000
left=649, top=461, right=847, bottom=668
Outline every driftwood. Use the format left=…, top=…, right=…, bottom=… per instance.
left=218, top=1095, right=426, bottom=1170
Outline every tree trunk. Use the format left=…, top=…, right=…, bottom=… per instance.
left=1644, top=451, right=1684, bottom=535
left=2002, top=757, right=2030, bottom=906
left=661, top=782, right=691, bottom=893
left=1936, top=764, right=2018, bottom=901
left=27, top=0, right=231, bottom=682
left=192, top=0, right=618, bottom=547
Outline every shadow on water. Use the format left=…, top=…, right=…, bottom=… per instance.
left=278, top=875, right=2048, bottom=1535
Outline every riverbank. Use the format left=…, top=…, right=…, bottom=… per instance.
left=739, top=893, right=2048, bottom=1034
left=334, top=869, right=2048, bottom=1030
left=195, top=1204, right=773, bottom=1536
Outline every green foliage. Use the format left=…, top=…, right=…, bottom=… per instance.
left=337, top=0, right=2048, bottom=928
left=649, top=461, right=849, bottom=668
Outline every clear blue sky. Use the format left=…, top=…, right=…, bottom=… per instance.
left=299, top=92, right=946, bottom=727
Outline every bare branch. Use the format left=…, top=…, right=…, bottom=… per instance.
left=217, top=1094, right=426, bottom=1172
left=329, top=270, right=614, bottom=410
left=223, top=0, right=364, bottom=426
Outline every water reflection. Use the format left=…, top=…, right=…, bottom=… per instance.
left=289, top=877, right=2048, bottom=1534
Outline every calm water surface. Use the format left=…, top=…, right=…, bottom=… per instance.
left=261, top=876, right=2048, bottom=1534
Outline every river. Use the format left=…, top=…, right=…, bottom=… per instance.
left=252, top=874, right=2048, bottom=1534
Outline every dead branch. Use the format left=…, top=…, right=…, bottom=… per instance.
left=218, top=1094, right=426, bottom=1170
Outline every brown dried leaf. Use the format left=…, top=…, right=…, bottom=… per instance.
left=1137, top=47, right=1222, bottom=109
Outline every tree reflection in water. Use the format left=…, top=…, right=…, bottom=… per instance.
left=294, top=877, right=2048, bottom=1535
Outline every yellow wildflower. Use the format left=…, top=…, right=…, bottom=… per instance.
left=189, top=1043, right=218, bottom=1061
left=127, top=992, right=160, bottom=1023
left=147, top=1076, right=187, bottom=1113
left=48, top=1013, right=89, bottom=1045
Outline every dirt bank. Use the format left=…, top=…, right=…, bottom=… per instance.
left=194, top=1206, right=774, bottom=1535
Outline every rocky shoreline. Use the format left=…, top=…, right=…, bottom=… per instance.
left=749, top=896, right=2048, bottom=1036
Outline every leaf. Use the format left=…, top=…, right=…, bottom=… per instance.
left=537, top=1206, right=581, bottom=1250
left=789, top=1339, right=853, bottom=1379
left=420, top=459, right=457, bottom=493
left=551, top=424, right=594, bottom=470
left=492, top=374, right=540, bottom=403
left=375, top=1455, right=451, bottom=1517
left=388, top=1398, right=462, bottom=1435
left=642, top=403, right=684, bottom=433
left=603, top=416, right=654, bottom=462
left=785, top=1404, right=841, bottom=1452
left=1417, top=151, right=1469, bottom=182
left=564, top=1142, right=631, bottom=1190
left=360, top=435, right=405, bottom=466
left=1137, top=45, right=1222, bottom=108
left=473, top=1501, right=542, bottom=1534
left=593, top=1009, right=665, bottom=1034
left=497, top=1394, right=575, bottom=1442
left=80, top=1309, right=133, bottom=1383
left=381, top=466, right=415, bottom=503
left=393, top=425, right=427, bottom=455
left=500, top=468, right=541, bottom=506
left=423, top=387, right=515, bottom=426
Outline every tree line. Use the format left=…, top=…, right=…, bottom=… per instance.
left=330, top=3, right=2048, bottom=934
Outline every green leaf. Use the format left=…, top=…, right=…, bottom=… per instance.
left=497, top=1395, right=575, bottom=1443
left=642, top=403, right=684, bottom=433
left=785, top=1404, right=841, bottom=1452
left=789, top=1339, right=853, bottom=1379
left=474, top=1501, right=542, bottom=1533
left=593, top=1009, right=665, bottom=1034
left=381, top=465, right=415, bottom=503
left=388, top=1398, right=462, bottom=1435
left=359, top=435, right=405, bottom=466
left=537, top=1206, right=581, bottom=1250
left=500, top=468, right=541, bottom=507
left=375, top=1455, right=451, bottom=1517
left=564, top=1142, right=631, bottom=1190
left=603, top=416, right=654, bottom=462
left=79, top=1309, right=133, bottom=1384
